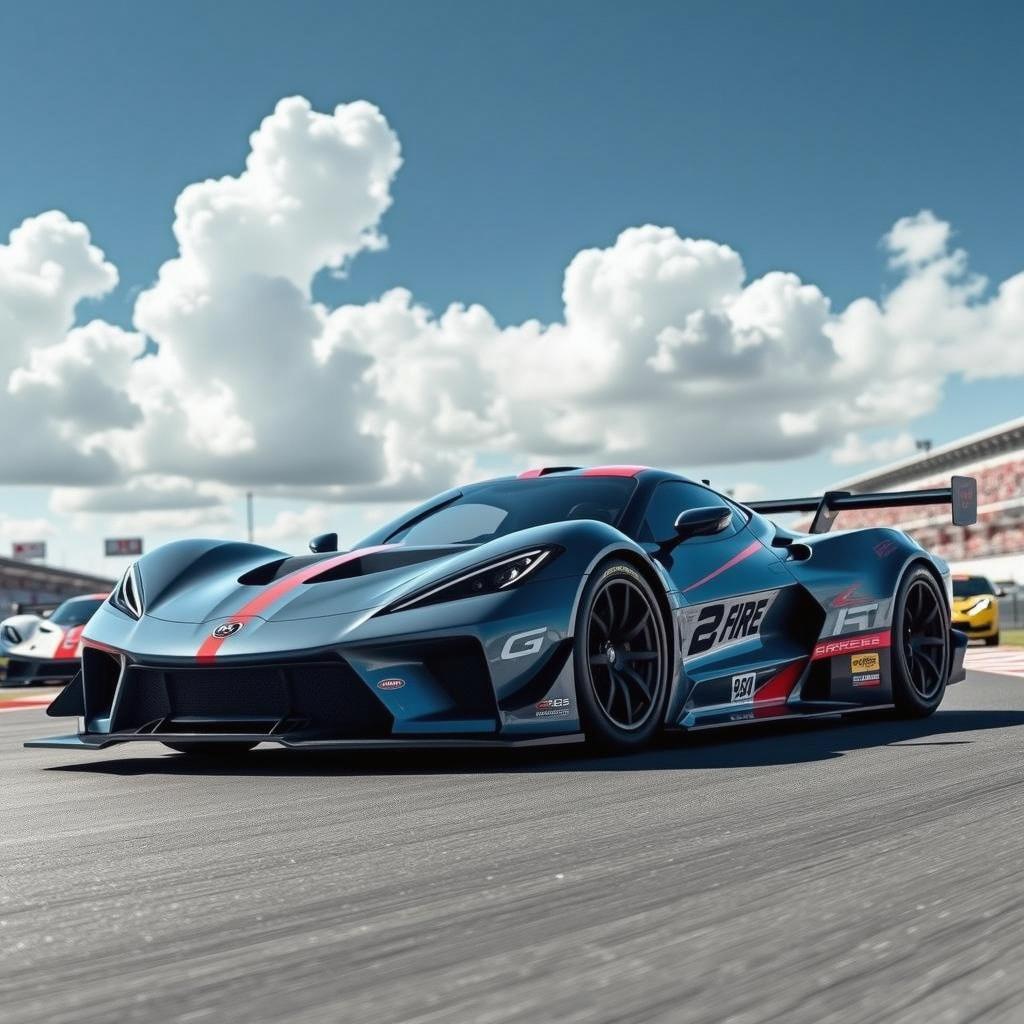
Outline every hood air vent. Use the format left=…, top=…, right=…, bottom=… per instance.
left=238, top=554, right=327, bottom=586
left=239, top=545, right=473, bottom=587
left=305, top=546, right=472, bottom=585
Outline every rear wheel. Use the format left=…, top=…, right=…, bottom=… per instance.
left=573, top=560, right=670, bottom=752
left=891, top=567, right=950, bottom=718
left=162, top=742, right=258, bottom=756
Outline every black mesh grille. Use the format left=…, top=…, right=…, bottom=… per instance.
left=110, top=659, right=393, bottom=737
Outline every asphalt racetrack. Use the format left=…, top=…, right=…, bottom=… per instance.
left=3, top=668, right=1024, bottom=1024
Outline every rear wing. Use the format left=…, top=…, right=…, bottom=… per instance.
left=746, top=475, right=977, bottom=534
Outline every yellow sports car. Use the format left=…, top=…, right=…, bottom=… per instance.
left=951, top=575, right=1001, bottom=646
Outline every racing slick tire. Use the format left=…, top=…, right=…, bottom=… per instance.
left=984, top=633, right=1000, bottom=647
left=891, top=566, right=950, bottom=719
left=162, top=742, right=258, bottom=756
left=573, top=559, right=670, bottom=752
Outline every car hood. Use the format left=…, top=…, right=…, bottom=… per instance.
left=138, top=541, right=492, bottom=624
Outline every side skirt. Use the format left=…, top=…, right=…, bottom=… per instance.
left=680, top=701, right=895, bottom=732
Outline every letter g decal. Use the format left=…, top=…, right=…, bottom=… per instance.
left=501, top=627, right=547, bottom=660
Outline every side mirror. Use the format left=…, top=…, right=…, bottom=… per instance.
left=309, top=532, right=338, bottom=553
left=673, top=506, right=732, bottom=542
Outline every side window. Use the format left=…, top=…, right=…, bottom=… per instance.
left=640, top=481, right=740, bottom=543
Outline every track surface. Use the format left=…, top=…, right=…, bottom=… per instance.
left=3, top=670, right=1024, bottom=1024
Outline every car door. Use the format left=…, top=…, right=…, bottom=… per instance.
left=637, top=480, right=803, bottom=717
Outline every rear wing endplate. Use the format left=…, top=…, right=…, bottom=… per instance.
left=746, top=475, right=977, bottom=535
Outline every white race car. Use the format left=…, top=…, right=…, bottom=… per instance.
left=1, top=594, right=107, bottom=686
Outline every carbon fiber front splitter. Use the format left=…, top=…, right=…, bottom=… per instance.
left=24, top=732, right=585, bottom=751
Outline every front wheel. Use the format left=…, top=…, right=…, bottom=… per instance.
left=162, top=742, right=258, bottom=756
left=984, top=633, right=1000, bottom=647
left=891, top=567, right=950, bottom=719
left=573, top=560, right=671, bottom=752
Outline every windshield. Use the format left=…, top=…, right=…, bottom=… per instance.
left=50, top=597, right=105, bottom=626
left=386, top=477, right=637, bottom=546
left=952, top=577, right=995, bottom=598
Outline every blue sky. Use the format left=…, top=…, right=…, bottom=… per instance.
left=4, top=1, right=1022, bottom=323
left=1, top=1, right=1022, bottom=572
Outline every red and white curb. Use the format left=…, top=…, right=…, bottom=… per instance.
left=964, top=648, right=1024, bottom=678
left=0, top=695, right=55, bottom=713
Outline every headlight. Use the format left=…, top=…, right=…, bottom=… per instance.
left=110, top=563, right=144, bottom=619
left=2, top=624, right=21, bottom=645
left=965, top=597, right=992, bottom=615
left=386, top=548, right=557, bottom=613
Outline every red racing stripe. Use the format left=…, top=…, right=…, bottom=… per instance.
left=754, top=660, right=804, bottom=707
left=580, top=465, right=649, bottom=477
left=681, top=540, right=762, bottom=594
left=54, top=625, right=85, bottom=659
left=196, top=545, right=392, bottom=663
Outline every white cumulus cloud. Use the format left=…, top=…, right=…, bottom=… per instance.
left=0, top=212, right=143, bottom=484
left=830, top=432, right=918, bottom=466
left=3, top=95, right=1024, bottom=529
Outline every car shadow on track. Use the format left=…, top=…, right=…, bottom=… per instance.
left=45, top=708, right=1024, bottom=778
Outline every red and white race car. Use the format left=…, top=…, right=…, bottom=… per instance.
left=1, top=594, right=107, bottom=686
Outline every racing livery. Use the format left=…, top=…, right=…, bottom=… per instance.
left=28, top=467, right=976, bottom=755
left=3, top=594, right=107, bottom=685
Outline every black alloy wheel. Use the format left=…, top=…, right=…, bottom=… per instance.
left=891, top=566, right=950, bottom=718
left=574, top=560, right=670, bottom=751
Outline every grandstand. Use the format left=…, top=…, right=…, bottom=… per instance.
left=0, top=556, right=114, bottom=617
left=826, top=416, right=1024, bottom=584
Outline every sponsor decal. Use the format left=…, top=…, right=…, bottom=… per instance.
left=852, top=672, right=881, bottom=687
left=377, top=678, right=405, bottom=691
left=955, top=480, right=975, bottom=518
left=685, top=591, right=778, bottom=657
left=501, top=627, right=547, bottom=660
left=536, top=696, right=572, bottom=718
left=730, top=672, right=756, bottom=702
left=874, top=539, right=899, bottom=558
left=850, top=652, right=880, bottom=673
left=812, top=629, right=890, bottom=661
left=211, top=621, right=242, bottom=639
left=833, top=603, right=879, bottom=635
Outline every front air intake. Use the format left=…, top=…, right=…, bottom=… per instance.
left=109, top=658, right=393, bottom=739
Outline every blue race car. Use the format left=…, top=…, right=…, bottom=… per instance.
left=29, top=465, right=976, bottom=756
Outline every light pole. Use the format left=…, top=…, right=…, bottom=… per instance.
left=246, top=491, right=254, bottom=543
